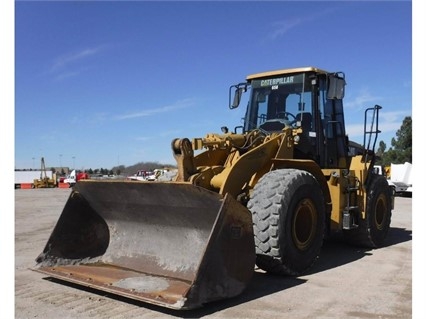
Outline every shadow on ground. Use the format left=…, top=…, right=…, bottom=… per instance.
left=307, top=226, right=412, bottom=275
left=42, top=226, right=411, bottom=317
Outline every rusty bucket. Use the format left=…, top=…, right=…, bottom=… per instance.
left=33, top=180, right=255, bottom=310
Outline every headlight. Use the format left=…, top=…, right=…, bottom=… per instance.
left=294, top=135, right=300, bottom=143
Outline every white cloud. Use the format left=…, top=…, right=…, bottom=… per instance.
left=345, top=110, right=408, bottom=141
left=116, top=98, right=196, bottom=120
left=379, top=110, right=409, bottom=124
left=53, top=70, right=82, bottom=81
left=47, top=45, right=106, bottom=81
left=159, top=129, right=182, bottom=137
left=50, top=47, right=102, bottom=72
left=268, top=18, right=303, bottom=40
left=267, top=8, right=336, bottom=40
left=344, top=89, right=382, bottom=110
left=135, top=136, right=152, bottom=141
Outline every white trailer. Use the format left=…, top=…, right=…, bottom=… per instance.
left=389, top=162, right=412, bottom=195
left=373, top=162, right=412, bottom=196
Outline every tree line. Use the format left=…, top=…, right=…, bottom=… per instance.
left=376, top=116, right=412, bottom=166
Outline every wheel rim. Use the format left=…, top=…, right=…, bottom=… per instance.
left=292, top=198, right=317, bottom=251
left=375, top=193, right=387, bottom=230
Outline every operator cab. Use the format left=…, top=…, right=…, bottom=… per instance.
left=230, top=67, right=349, bottom=169
left=245, top=72, right=312, bottom=133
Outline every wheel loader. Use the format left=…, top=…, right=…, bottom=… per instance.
left=33, top=157, right=57, bottom=188
left=33, top=67, right=393, bottom=310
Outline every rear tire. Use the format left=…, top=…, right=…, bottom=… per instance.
left=344, top=174, right=392, bottom=248
left=247, top=169, right=326, bottom=275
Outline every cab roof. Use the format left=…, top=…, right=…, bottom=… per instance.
left=246, top=67, right=329, bottom=81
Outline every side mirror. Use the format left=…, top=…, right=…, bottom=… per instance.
left=327, top=73, right=346, bottom=100
left=229, top=83, right=248, bottom=109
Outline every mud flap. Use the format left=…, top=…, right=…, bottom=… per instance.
left=33, top=180, right=255, bottom=310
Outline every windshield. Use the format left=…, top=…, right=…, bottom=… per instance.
left=244, top=73, right=313, bottom=132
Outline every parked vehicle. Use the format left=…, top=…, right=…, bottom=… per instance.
left=35, top=66, right=393, bottom=310
left=32, top=158, right=57, bottom=188
left=15, top=169, right=54, bottom=189
left=63, top=170, right=90, bottom=187
left=126, top=170, right=153, bottom=181
left=374, top=163, right=412, bottom=195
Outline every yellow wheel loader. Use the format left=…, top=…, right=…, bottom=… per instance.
left=34, top=67, right=393, bottom=310
left=33, top=157, right=57, bottom=188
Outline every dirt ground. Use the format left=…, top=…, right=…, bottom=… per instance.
left=14, top=188, right=413, bottom=319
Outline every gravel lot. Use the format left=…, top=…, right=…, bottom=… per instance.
left=15, top=188, right=413, bottom=319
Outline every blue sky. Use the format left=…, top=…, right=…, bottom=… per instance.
left=2, top=1, right=423, bottom=316
left=13, top=0, right=413, bottom=170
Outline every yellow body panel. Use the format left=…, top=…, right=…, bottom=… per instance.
left=322, top=155, right=369, bottom=231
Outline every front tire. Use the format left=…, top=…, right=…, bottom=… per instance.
left=247, top=169, right=326, bottom=275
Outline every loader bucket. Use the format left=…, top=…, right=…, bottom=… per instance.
left=33, top=180, right=255, bottom=310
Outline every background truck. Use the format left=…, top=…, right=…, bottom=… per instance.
left=63, top=170, right=90, bottom=187
left=389, top=162, right=412, bottom=195
left=126, top=169, right=153, bottom=181
left=374, top=162, right=412, bottom=196
left=34, top=67, right=393, bottom=310
left=127, top=168, right=178, bottom=181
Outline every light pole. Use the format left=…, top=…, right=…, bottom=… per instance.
left=72, top=156, right=75, bottom=170
left=59, top=154, right=62, bottom=171
left=32, top=157, right=35, bottom=170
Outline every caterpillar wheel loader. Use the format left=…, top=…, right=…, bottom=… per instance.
left=33, top=157, right=57, bottom=188
left=34, top=67, right=393, bottom=310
